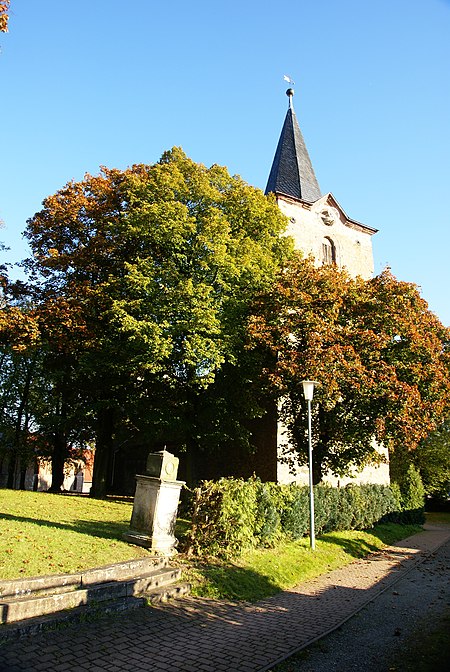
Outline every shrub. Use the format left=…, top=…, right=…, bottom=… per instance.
left=279, top=484, right=309, bottom=539
left=399, top=464, right=425, bottom=511
left=358, top=484, right=398, bottom=528
left=388, top=452, right=426, bottom=524
left=342, top=485, right=366, bottom=529
left=184, top=477, right=403, bottom=557
left=314, top=485, right=341, bottom=534
left=253, top=481, right=283, bottom=545
left=185, top=478, right=259, bottom=557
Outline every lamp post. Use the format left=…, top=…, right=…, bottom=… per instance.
left=301, top=380, right=318, bottom=551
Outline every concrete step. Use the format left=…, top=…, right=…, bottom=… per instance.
left=146, top=581, right=192, bottom=604
left=81, top=556, right=168, bottom=586
left=0, top=560, right=189, bottom=628
left=0, top=572, right=80, bottom=600
left=129, top=566, right=182, bottom=596
left=0, top=556, right=167, bottom=599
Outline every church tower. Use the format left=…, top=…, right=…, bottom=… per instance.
left=264, top=88, right=389, bottom=487
left=266, top=88, right=377, bottom=280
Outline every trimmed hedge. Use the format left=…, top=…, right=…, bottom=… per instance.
left=184, top=477, right=403, bottom=558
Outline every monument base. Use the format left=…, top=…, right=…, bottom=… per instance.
left=122, top=531, right=177, bottom=555
left=123, top=474, right=185, bottom=557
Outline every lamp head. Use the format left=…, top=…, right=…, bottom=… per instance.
left=301, top=380, right=319, bottom=401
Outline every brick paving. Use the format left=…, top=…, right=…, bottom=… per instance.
left=0, top=524, right=449, bottom=672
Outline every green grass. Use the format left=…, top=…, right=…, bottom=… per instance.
left=425, top=510, right=450, bottom=525
left=0, top=490, right=425, bottom=601
left=178, top=523, right=421, bottom=601
left=0, top=490, right=152, bottom=580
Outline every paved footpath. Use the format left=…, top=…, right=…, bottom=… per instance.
left=1, top=524, right=449, bottom=672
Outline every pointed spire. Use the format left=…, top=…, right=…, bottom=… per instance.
left=265, top=88, right=321, bottom=202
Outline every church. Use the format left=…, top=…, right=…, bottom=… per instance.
left=108, top=86, right=391, bottom=492
left=2, top=87, right=390, bottom=494
left=259, top=86, right=389, bottom=487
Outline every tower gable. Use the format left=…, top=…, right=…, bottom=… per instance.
left=278, top=192, right=377, bottom=280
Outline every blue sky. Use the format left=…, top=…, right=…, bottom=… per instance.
left=1, top=0, right=449, bottom=325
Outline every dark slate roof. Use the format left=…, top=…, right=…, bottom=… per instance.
left=265, top=96, right=321, bottom=202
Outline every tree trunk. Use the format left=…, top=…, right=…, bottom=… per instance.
left=48, top=432, right=67, bottom=492
left=10, top=359, right=35, bottom=490
left=184, top=441, right=197, bottom=488
left=90, top=407, right=114, bottom=498
left=19, top=465, right=27, bottom=490
left=32, top=458, right=39, bottom=491
left=312, top=447, right=325, bottom=485
left=6, top=454, right=16, bottom=489
left=184, top=385, right=200, bottom=487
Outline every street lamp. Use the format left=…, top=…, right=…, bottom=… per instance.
left=301, top=380, right=319, bottom=550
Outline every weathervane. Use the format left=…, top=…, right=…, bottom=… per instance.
left=283, top=75, right=295, bottom=109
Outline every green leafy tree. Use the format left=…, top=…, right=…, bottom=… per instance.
left=0, top=281, right=91, bottom=491
left=249, top=258, right=450, bottom=483
left=414, top=420, right=450, bottom=498
left=23, top=148, right=291, bottom=495
left=0, top=345, right=38, bottom=488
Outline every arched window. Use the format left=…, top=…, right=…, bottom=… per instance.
left=322, top=237, right=336, bottom=265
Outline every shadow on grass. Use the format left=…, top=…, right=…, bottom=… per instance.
left=0, top=512, right=129, bottom=541
left=185, top=558, right=281, bottom=601
left=318, top=533, right=381, bottom=558
left=0, top=511, right=189, bottom=544
left=318, top=523, right=422, bottom=559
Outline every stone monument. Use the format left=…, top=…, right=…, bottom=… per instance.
left=123, top=450, right=185, bottom=556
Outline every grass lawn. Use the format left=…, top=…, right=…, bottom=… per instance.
left=425, top=510, right=450, bottom=524
left=0, top=490, right=151, bottom=580
left=178, top=522, right=422, bottom=601
left=0, top=489, right=434, bottom=601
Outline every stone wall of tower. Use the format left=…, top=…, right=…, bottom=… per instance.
left=274, top=194, right=390, bottom=487
left=276, top=412, right=390, bottom=487
left=260, top=90, right=388, bottom=488
left=277, top=195, right=375, bottom=280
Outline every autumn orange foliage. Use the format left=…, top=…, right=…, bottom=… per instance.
left=0, top=0, right=10, bottom=33
left=248, top=256, right=450, bottom=481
